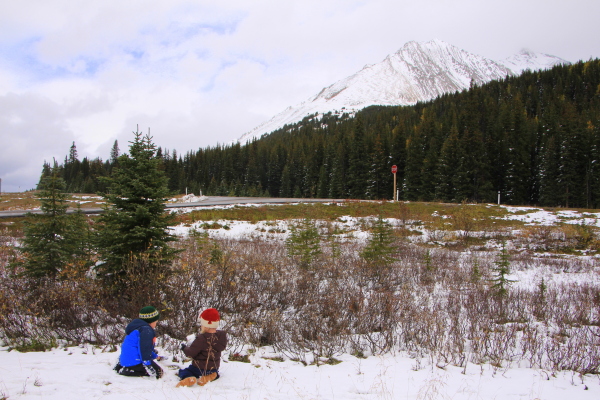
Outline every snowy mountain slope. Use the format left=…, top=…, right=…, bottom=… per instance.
left=238, top=40, right=569, bottom=143
left=501, top=49, right=568, bottom=74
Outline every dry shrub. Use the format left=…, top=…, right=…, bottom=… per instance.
left=545, top=326, right=600, bottom=373
left=1, top=225, right=599, bottom=377
left=559, top=223, right=600, bottom=251
left=0, top=273, right=122, bottom=347
left=518, top=225, right=560, bottom=250
left=395, top=202, right=413, bottom=226
left=450, top=202, right=480, bottom=241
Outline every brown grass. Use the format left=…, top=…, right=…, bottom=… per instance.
left=0, top=192, right=105, bottom=211
left=1, top=198, right=599, bottom=375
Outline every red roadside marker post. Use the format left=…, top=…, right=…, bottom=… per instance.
left=391, top=165, right=397, bottom=201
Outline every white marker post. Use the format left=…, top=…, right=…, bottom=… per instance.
left=391, top=165, right=397, bottom=201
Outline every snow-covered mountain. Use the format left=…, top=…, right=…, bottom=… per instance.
left=501, top=49, right=568, bottom=74
left=238, top=40, right=570, bottom=143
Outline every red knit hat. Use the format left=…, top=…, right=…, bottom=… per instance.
left=199, top=308, right=220, bottom=329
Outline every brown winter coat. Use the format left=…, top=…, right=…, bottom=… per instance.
left=183, top=330, right=228, bottom=371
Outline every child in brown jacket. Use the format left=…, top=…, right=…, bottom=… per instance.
left=176, top=308, right=228, bottom=387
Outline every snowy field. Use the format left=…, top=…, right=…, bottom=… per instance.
left=500, top=206, right=600, bottom=227
left=1, top=344, right=596, bottom=400
left=1, top=204, right=599, bottom=399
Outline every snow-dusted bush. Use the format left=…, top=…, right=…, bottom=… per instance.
left=1, top=228, right=599, bottom=375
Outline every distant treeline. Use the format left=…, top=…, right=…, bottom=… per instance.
left=43, top=59, right=600, bottom=208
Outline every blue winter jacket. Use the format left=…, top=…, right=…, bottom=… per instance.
left=119, top=319, right=158, bottom=367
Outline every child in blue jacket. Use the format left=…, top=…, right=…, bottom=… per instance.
left=114, top=306, right=163, bottom=379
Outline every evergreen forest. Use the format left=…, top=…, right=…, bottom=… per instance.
left=44, top=59, right=600, bottom=208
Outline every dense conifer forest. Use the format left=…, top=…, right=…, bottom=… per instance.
left=44, top=59, right=600, bottom=208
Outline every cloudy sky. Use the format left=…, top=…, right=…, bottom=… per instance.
left=1, top=0, right=598, bottom=192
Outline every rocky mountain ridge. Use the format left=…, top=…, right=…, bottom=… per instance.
left=238, top=40, right=569, bottom=143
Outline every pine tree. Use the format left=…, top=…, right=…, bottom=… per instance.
left=557, top=106, right=588, bottom=208
left=588, top=121, right=600, bottom=207
left=69, top=142, right=78, bottom=164
left=328, top=140, right=348, bottom=198
left=316, top=163, right=329, bottom=198
left=491, top=242, right=515, bottom=296
left=403, top=130, right=425, bottom=201
left=34, top=59, right=600, bottom=205
left=365, top=135, right=389, bottom=199
left=503, top=98, right=533, bottom=204
left=68, top=204, right=93, bottom=269
left=539, top=135, right=561, bottom=206
left=435, top=126, right=460, bottom=201
left=95, top=128, right=179, bottom=288
left=347, top=117, right=368, bottom=198
left=455, top=127, right=493, bottom=202
left=286, top=217, right=322, bottom=269
left=19, top=169, right=90, bottom=278
left=110, top=140, right=120, bottom=164
left=279, top=163, right=292, bottom=197
left=470, top=256, right=482, bottom=284
left=360, top=215, right=397, bottom=270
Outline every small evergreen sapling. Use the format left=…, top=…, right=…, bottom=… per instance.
left=325, top=224, right=343, bottom=259
left=360, top=215, right=397, bottom=270
left=533, top=278, right=548, bottom=320
left=420, top=249, right=435, bottom=285
left=470, top=256, right=482, bottom=284
left=286, top=217, right=322, bottom=269
left=491, top=241, right=515, bottom=296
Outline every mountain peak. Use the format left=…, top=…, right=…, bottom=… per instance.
left=517, top=48, right=536, bottom=57
left=502, top=49, right=569, bottom=74
left=238, top=40, right=570, bottom=143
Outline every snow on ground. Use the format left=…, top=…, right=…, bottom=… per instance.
left=170, top=219, right=290, bottom=241
left=170, top=204, right=600, bottom=243
left=0, top=344, right=596, bottom=400
left=506, top=256, right=600, bottom=290
left=71, top=196, right=103, bottom=200
left=170, top=215, right=373, bottom=242
left=169, top=202, right=276, bottom=215
left=168, top=194, right=207, bottom=203
left=69, top=195, right=104, bottom=205
left=499, top=205, right=600, bottom=226
left=4, top=203, right=600, bottom=399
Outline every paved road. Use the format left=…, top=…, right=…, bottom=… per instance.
left=0, top=196, right=347, bottom=218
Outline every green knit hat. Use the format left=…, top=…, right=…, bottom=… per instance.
left=139, top=306, right=160, bottom=323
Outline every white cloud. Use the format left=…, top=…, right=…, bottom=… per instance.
left=0, top=92, right=76, bottom=190
left=0, top=0, right=599, bottom=192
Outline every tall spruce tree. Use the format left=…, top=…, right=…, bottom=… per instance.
left=95, top=129, right=178, bottom=288
left=365, top=134, right=389, bottom=199
left=347, top=116, right=368, bottom=198
left=403, top=129, right=426, bottom=201
left=435, top=126, right=460, bottom=201
left=69, top=141, right=78, bottom=163
left=110, top=140, right=120, bottom=164
left=539, top=135, right=561, bottom=206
